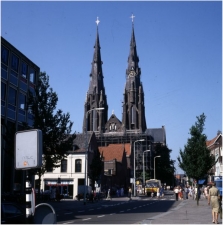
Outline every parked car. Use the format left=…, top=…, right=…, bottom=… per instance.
left=1, top=202, right=26, bottom=224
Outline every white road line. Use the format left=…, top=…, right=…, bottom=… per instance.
left=119, top=211, right=124, bottom=213
left=98, top=215, right=105, bottom=218
left=133, top=207, right=137, bottom=209
left=83, top=218, right=91, bottom=221
left=127, top=209, right=131, bottom=211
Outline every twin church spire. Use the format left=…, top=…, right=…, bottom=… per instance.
left=83, top=14, right=147, bottom=133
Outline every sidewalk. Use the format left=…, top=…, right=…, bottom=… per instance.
left=140, top=196, right=222, bottom=224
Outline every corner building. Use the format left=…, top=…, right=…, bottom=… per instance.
left=1, top=37, right=40, bottom=194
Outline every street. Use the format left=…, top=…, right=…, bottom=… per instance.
left=47, top=190, right=180, bottom=224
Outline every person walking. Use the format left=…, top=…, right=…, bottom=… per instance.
left=106, top=189, right=111, bottom=200
left=174, top=186, right=179, bottom=201
left=157, top=187, right=160, bottom=198
left=128, top=187, right=132, bottom=200
left=208, top=182, right=220, bottom=224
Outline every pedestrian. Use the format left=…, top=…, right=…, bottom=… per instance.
left=208, top=182, right=220, bottom=224
left=178, top=187, right=182, bottom=200
left=157, top=187, right=160, bottom=198
left=184, top=186, right=189, bottom=199
left=106, top=189, right=111, bottom=200
left=160, top=186, right=164, bottom=198
left=121, top=187, right=124, bottom=196
left=128, top=187, right=132, bottom=200
left=204, top=186, right=208, bottom=199
left=174, top=186, right=179, bottom=201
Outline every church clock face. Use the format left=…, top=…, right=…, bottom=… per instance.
left=129, top=70, right=136, bottom=77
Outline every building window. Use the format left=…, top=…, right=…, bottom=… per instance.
left=61, top=159, right=67, bottom=173
left=1, top=82, right=6, bottom=116
left=10, top=70, right=18, bottom=87
left=27, top=113, right=34, bottom=127
left=1, top=63, right=8, bottom=80
left=1, top=45, right=9, bottom=65
left=11, top=54, right=19, bottom=72
left=29, top=86, right=35, bottom=97
left=29, top=68, right=35, bottom=83
left=21, top=62, right=28, bottom=79
left=1, top=82, right=6, bottom=102
left=20, top=80, right=27, bottom=92
left=19, top=92, right=26, bottom=110
left=75, top=159, right=82, bottom=172
left=8, top=87, right=17, bottom=106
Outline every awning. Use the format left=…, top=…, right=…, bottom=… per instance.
left=198, top=179, right=205, bottom=184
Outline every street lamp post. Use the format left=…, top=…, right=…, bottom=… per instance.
left=154, top=156, right=161, bottom=179
left=133, top=139, right=145, bottom=197
left=84, top=107, right=104, bottom=205
left=143, top=150, right=150, bottom=186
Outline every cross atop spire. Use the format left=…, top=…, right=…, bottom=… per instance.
left=130, top=13, right=135, bottom=23
left=96, top=16, right=100, bottom=26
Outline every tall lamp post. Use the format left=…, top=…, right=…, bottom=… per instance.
left=154, top=156, right=161, bottom=179
left=84, top=107, right=104, bottom=205
left=133, top=139, right=145, bottom=197
left=143, top=150, right=150, bottom=186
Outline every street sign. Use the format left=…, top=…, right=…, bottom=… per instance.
left=15, top=129, right=42, bottom=170
left=130, top=178, right=135, bottom=183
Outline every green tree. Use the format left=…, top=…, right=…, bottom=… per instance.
left=155, top=144, right=175, bottom=186
left=28, top=72, right=76, bottom=191
left=88, top=148, right=103, bottom=191
left=177, top=113, right=216, bottom=205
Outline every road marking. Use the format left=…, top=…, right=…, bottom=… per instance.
left=133, top=207, right=137, bottom=209
left=127, top=209, right=131, bottom=211
left=98, top=215, right=105, bottom=218
left=120, top=211, right=124, bottom=213
left=83, top=218, right=91, bottom=221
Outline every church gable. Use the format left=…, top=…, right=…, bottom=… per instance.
left=105, top=112, right=122, bottom=133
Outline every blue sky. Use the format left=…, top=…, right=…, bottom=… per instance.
left=1, top=1, right=222, bottom=173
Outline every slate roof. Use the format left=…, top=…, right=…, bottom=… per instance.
left=72, top=132, right=94, bottom=152
left=145, top=127, right=166, bottom=144
left=98, top=143, right=131, bottom=162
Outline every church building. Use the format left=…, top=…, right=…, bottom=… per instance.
left=74, top=15, right=166, bottom=193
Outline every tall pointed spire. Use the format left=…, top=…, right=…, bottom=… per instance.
left=122, top=14, right=146, bottom=132
left=126, top=14, right=140, bottom=77
left=83, top=17, right=108, bottom=133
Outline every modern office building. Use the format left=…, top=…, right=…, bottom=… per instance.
left=1, top=36, right=40, bottom=194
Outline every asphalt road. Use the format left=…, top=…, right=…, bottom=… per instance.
left=48, top=190, right=181, bottom=224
